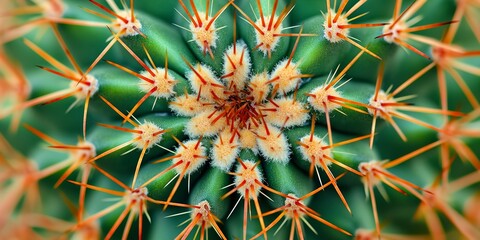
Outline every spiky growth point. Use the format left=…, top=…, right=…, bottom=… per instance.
left=131, top=122, right=165, bottom=150
left=89, top=0, right=143, bottom=37
left=176, top=200, right=227, bottom=240
left=322, top=0, right=387, bottom=59
left=323, top=10, right=350, bottom=43
left=172, top=138, right=208, bottom=175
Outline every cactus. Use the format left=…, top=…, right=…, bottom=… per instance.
left=1, top=0, right=479, bottom=239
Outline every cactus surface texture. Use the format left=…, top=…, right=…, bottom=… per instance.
left=1, top=0, right=480, bottom=239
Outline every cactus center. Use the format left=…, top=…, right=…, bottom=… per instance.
left=218, top=88, right=260, bottom=129
left=178, top=41, right=297, bottom=163
left=323, top=11, right=350, bottom=43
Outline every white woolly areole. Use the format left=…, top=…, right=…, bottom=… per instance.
left=73, top=141, right=96, bottom=162
left=211, top=129, right=240, bottom=171
left=189, top=12, right=218, bottom=52
left=222, top=41, right=251, bottom=89
left=185, top=111, right=226, bottom=137
left=233, top=160, right=263, bottom=199
left=114, top=10, right=142, bottom=37
left=238, top=128, right=258, bottom=153
left=265, top=98, right=309, bottom=128
left=249, top=72, right=271, bottom=103
left=358, top=160, right=384, bottom=187
left=283, top=194, right=306, bottom=219
left=138, top=68, right=176, bottom=98
left=254, top=15, right=282, bottom=56
left=307, top=85, right=342, bottom=112
left=132, top=121, right=164, bottom=150
left=186, top=63, right=225, bottom=101
left=191, top=200, right=213, bottom=228
left=124, top=187, right=148, bottom=214
left=323, top=10, right=349, bottom=43
left=71, top=74, right=98, bottom=101
left=256, top=124, right=290, bottom=163
left=269, top=59, right=302, bottom=94
left=368, top=90, right=395, bottom=118
left=173, top=139, right=207, bottom=174
left=169, top=94, right=206, bottom=117
left=382, top=20, right=408, bottom=43
left=298, top=135, right=332, bottom=168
